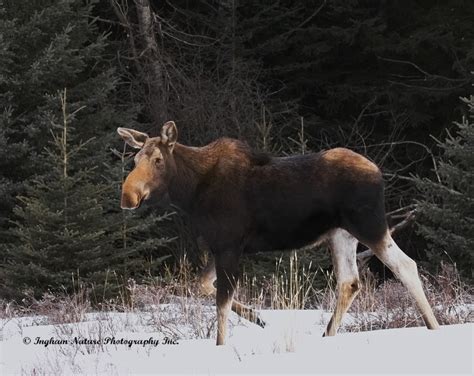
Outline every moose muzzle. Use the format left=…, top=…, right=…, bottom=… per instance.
left=120, top=167, right=150, bottom=210
left=120, top=189, right=141, bottom=210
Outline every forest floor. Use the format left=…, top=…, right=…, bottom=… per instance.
left=1, top=301, right=472, bottom=375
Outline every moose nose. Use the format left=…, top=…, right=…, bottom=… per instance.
left=121, top=191, right=141, bottom=210
left=121, top=178, right=151, bottom=209
left=121, top=189, right=151, bottom=210
left=121, top=165, right=151, bottom=210
left=121, top=176, right=145, bottom=210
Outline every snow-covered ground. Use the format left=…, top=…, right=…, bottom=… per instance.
left=1, top=305, right=472, bottom=375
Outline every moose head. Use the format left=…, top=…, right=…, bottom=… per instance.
left=117, top=121, right=178, bottom=210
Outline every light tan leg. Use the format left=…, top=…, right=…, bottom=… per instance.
left=373, top=232, right=439, bottom=330
left=199, top=257, right=217, bottom=296
left=216, top=293, right=233, bottom=346
left=199, top=257, right=266, bottom=328
left=215, top=251, right=240, bottom=346
left=231, top=300, right=266, bottom=327
left=324, top=229, right=361, bottom=337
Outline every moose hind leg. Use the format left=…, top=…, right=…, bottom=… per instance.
left=199, top=257, right=265, bottom=328
left=199, top=257, right=217, bottom=296
left=372, top=232, right=440, bottom=330
left=215, top=251, right=241, bottom=346
left=324, top=229, right=361, bottom=337
left=231, top=300, right=266, bottom=328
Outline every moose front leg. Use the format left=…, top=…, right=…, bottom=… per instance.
left=214, top=250, right=241, bottom=346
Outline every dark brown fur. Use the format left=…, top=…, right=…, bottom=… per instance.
left=166, top=139, right=388, bottom=254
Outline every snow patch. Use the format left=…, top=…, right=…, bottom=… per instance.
left=1, top=306, right=472, bottom=375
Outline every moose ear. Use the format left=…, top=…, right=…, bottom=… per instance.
left=117, top=127, right=149, bottom=149
left=160, top=121, right=178, bottom=152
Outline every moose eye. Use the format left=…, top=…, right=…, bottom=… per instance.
left=154, top=157, right=163, bottom=165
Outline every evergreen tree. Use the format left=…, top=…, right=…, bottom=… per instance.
left=414, top=95, right=474, bottom=280
left=0, top=1, right=174, bottom=300
left=4, top=90, right=110, bottom=296
left=0, top=106, right=30, bottom=240
left=0, top=5, right=32, bottom=242
left=2, top=90, right=172, bottom=299
left=0, top=0, right=136, bottom=218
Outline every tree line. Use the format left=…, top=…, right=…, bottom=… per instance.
left=0, top=0, right=472, bottom=301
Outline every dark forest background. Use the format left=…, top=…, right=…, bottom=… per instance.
left=0, top=0, right=472, bottom=302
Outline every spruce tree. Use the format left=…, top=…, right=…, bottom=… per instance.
left=414, top=95, right=474, bottom=280
left=4, top=90, right=108, bottom=296
left=3, top=90, right=172, bottom=299
left=0, top=1, right=174, bottom=300
left=0, top=5, right=32, bottom=242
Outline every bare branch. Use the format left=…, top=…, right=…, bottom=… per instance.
left=353, top=96, right=378, bottom=128
left=284, top=0, right=327, bottom=39
left=379, top=56, right=469, bottom=83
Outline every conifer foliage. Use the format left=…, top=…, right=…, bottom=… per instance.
left=3, top=89, right=172, bottom=299
left=5, top=90, right=111, bottom=295
left=414, top=95, right=474, bottom=280
left=0, top=1, right=172, bottom=300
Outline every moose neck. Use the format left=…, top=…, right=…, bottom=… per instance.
left=168, top=142, right=218, bottom=211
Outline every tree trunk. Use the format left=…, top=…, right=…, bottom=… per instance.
left=134, top=0, right=167, bottom=125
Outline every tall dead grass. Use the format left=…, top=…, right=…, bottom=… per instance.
left=340, top=262, right=473, bottom=332
left=1, top=259, right=471, bottom=337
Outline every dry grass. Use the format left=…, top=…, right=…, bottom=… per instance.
left=1, top=260, right=471, bottom=339
left=237, top=251, right=321, bottom=310
left=340, top=262, right=473, bottom=332
left=237, top=259, right=472, bottom=332
left=0, top=257, right=218, bottom=340
left=0, top=287, right=90, bottom=325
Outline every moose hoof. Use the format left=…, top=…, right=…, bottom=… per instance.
left=256, top=316, right=266, bottom=328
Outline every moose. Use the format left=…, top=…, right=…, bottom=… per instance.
left=118, top=121, right=440, bottom=346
